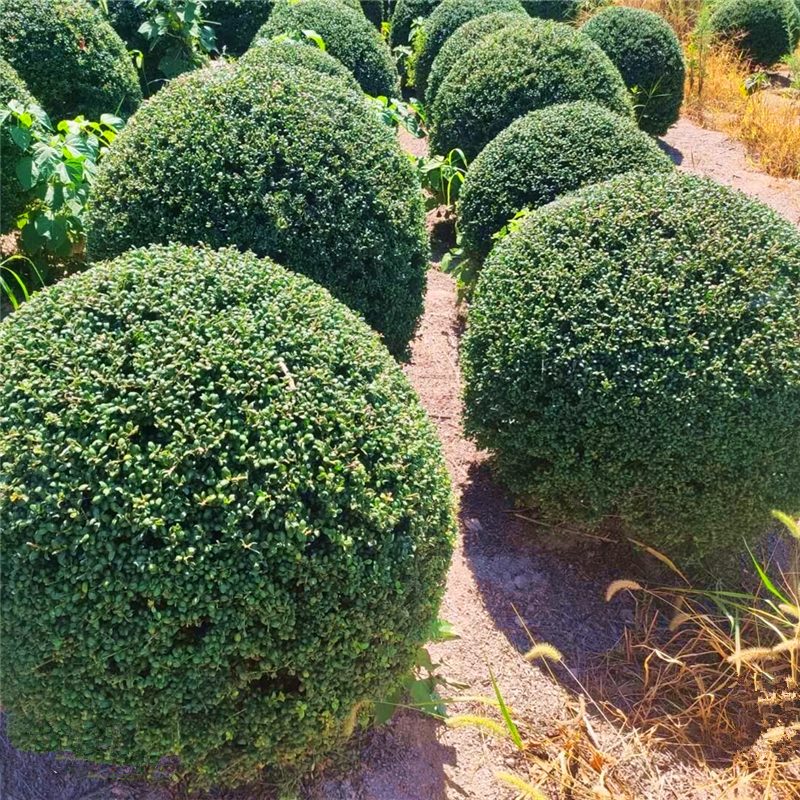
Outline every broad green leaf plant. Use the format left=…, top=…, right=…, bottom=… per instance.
left=1, top=101, right=121, bottom=259
left=134, top=0, right=218, bottom=79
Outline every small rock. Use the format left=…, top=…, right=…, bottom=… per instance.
left=514, top=574, right=531, bottom=591
left=465, top=518, right=483, bottom=533
left=621, top=609, right=635, bottom=625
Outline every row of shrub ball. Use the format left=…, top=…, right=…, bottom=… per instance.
left=402, top=0, right=800, bottom=579
left=1, top=0, right=455, bottom=790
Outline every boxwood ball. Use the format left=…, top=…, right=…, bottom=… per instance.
left=0, top=243, right=455, bottom=788
left=0, top=0, right=141, bottom=120
left=583, top=5, right=686, bottom=136
left=457, top=101, right=674, bottom=265
left=462, top=172, right=800, bottom=576
left=429, top=18, right=633, bottom=160
left=86, top=60, right=427, bottom=358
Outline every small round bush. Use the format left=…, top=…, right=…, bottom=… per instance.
left=458, top=101, right=674, bottom=264
left=0, top=57, right=37, bottom=232
left=411, top=0, right=525, bottom=97
left=426, top=10, right=527, bottom=106
left=86, top=61, right=426, bottom=358
left=390, top=0, right=444, bottom=46
left=430, top=19, right=633, bottom=160
left=707, top=0, right=800, bottom=66
left=260, top=0, right=398, bottom=96
left=0, top=0, right=141, bottom=120
left=462, top=171, right=800, bottom=575
left=521, top=0, right=580, bottom=21
left=0, top=242, right=455, bottom=788
left=242, top=38, right=361, bottom=91
left=583, top=6, right=685, bottom=135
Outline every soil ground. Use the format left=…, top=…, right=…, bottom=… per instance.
left=2, top=117, right=798, bottom=800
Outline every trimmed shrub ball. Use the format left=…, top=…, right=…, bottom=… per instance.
left=0, top=57, right=37, bottom=232
left=462, top=171, right=800, bottom=576
left=458, top=101, right=674, bottom=266
left=0, top=0, right=141, bottom=121
left=391, top=0, right=444, bottom=46
left=583, top=6, right=685, bottom=135
left=242, top=38, right=361, bottom=91
left=411, top=0, right=525, bottom=96
left=426, top=10, right=527, bottom=106
left=260, top=0, right=398, bottom=96
left=430, top=19, right=633, bottom=160
left=86, top=61, right=427, bottom=358
left=707, top=0, right=800, bottom=66
left=0, top=242, right=455, bottom=788
left=521, top=0, right=580, bottom=21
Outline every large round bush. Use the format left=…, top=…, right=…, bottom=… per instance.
left=411, top=0, right=525, bottom=96
left=583, top=6, right=685, bottom=135
left=242, top=38, right=361, bottom=90
left=0, top=57, right=37, bottom=232
left=426, top=10, right=527, bottom=106
left=430, top=19, right=633, bottom=160
left=86, top=61, right=427, bottom=358
left=458, top=101, right=674, bottom=264
left=260, top=0, right=398, bottom=96
left=462, top=171, right=800, bottom=575
left=390, top=0, right=444, bottom=46
left=707, top=0, right=800, bottom=66
left=0, top=243, right=455, bottom=787
left=361, top=0, right=384, bottom=27
left=0, top=0, right=141, bottom=120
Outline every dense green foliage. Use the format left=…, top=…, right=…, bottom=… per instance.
left=707, top=0, right=800, bottom=66
left=0, top=243, right=455, bottom=787
left=411, top=0, right=525, bottom=97
left=458, top=101, right=673, bottom=263
left=521, top=0, right=580, bottom=21
left=242, top=38, right=361, bottom=91
left=0, top=57, right=36, bottom=232
left=462, top=171, right=800, bottom=575
left=205, top=0, right=276, bottom=54
left=583, top=6, right=685, bottom=135
left=105, top=0, right=274, bottom=57
left=0, top=0, right=141, bottom=120
left=430, top=19, right=633, bottom=160
left=261, top=0, right=398, bottom=96
left=86, top=61, right=427, bottom=358
left=361, top=0, right=384, bottom=27
left=390, top=0, right=443, bottom=45
left=426, top=10, right=526, bottom=106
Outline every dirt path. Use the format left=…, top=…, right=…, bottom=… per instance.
left=661, top=118, right=800, bottom=225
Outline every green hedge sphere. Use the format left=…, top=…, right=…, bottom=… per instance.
left=260, top=0, right=398, bottom=96
left=86, top=61, right=428, bottom=358
left=411, top=0, right=525, bottom=96
left=457, top=101, right=674, bottom=265
left=583, top=5, right=686, bottom=135
left=0, top=0, right=141, bottom=120
left=430, top=18, right=633, bottom=160
left=426, top=10, right=528, bottom=106
left=706, top=0, right=800, bottom=66
left=463, top=171, right=800, bottom=576
left=0, top=243, right=455, bottom=788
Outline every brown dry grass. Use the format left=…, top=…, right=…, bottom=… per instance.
left=599, top=1, right=800, bottom=179
left=683, top=40, right=800, bottom=179
left=588, top=524, right=800, bottom=800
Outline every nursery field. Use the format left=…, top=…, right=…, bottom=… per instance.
left=2, top=1, right=800, bottom=800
